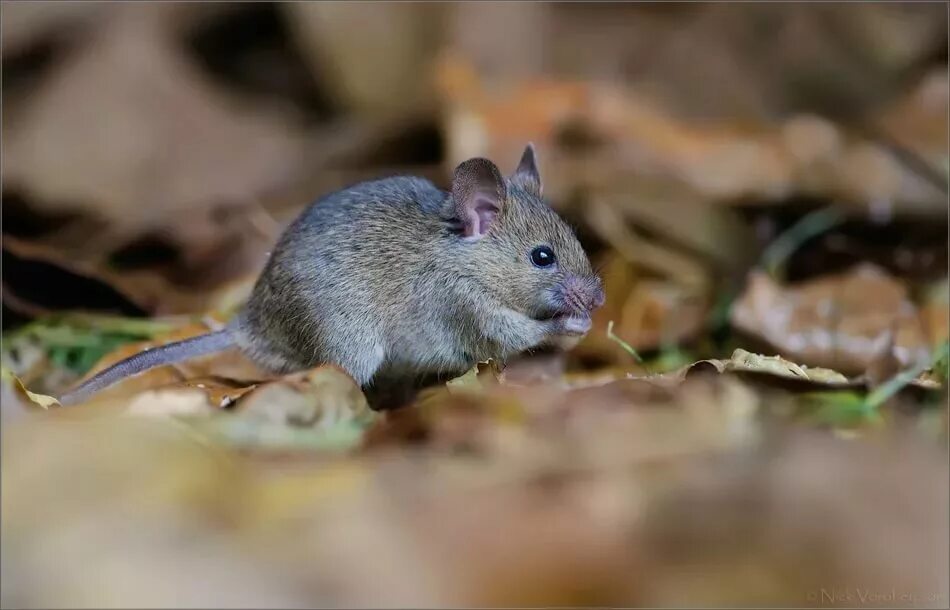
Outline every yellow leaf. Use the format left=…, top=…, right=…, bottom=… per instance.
left=1, top=366, right=61, bottom=409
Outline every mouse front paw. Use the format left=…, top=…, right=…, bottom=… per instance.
left=552, top=315, right=592, bottom=336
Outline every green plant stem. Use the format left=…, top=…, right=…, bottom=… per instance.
left=606, top=320, right=643, bottom=363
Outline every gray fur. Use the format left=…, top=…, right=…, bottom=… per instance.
left=60, top=146, right=604, bottom=405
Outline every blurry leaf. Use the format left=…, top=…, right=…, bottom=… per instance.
left=678, top=349, right=858, bottom=397
left=730, top=264, right=931, bottom=374
left=0, top=365, right=60, bottom=409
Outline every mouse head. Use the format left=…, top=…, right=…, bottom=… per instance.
left=450, top=144, right=604, bottom=330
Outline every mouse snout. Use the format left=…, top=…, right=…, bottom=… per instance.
left=591, top=277, right=606, bottom=309
left=556, top=275, right=605, bottom=316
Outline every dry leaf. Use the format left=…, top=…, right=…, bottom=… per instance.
left=0, top=366, right=61, bottom=409
left=730, top=265, right=932, bottom=375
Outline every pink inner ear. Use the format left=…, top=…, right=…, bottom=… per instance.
left=465, top=195, right=499, bottom=238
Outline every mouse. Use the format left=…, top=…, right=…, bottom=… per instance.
left=59, top=144, right=605, bottom=408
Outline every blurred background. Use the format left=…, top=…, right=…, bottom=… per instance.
left=1, top=2, right=948, bottom=608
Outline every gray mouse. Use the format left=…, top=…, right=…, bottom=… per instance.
left=60, top=144, right=605, bottom=407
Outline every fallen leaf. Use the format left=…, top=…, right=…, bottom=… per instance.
left=730, top=264, right=932, bottom=375
left=0, top=365, right=60, bottom=409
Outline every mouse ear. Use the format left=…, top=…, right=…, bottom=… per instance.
left=510, top=143, right=542, bottom=197
left=452, top=157, right=507, bottom=240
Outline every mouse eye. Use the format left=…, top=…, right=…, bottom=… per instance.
left=530, top=245, right=556, bottom=268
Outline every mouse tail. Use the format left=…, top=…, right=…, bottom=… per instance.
left=59, top=329, right=235, bottom=406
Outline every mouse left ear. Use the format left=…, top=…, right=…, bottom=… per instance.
left=452, top=157, right=507, bottom=241
left=510, top=143, right=542, bottom=197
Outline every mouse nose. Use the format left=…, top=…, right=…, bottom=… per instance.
left=591, top=277, right=605, bottom=309
left=559, top=275, right=606, bottom=316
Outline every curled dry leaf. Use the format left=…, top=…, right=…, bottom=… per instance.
left=730, top=264, right=933, bottom=375
left=0, top=366, right=61, bottom=410
left=726, top=348, right=849, bottom=384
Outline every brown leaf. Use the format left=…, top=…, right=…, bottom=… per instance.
left=730, top=265, right=931, bottom=375
left=0, top=367, right=61, bottom=410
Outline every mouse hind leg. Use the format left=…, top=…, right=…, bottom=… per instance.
left=315, top=331, right=387, bottom=388
left=301, top=316, right=394, bottom=407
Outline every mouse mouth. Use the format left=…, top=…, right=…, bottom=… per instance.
left=534, top=306, right=592, bottom=324
left=533, top=307, right=592, bottom=337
